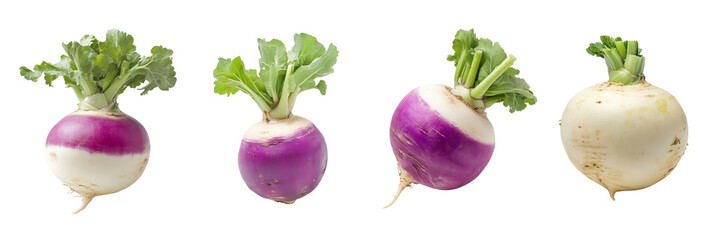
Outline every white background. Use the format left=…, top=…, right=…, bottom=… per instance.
left=1, top=0, right=719, bottom=239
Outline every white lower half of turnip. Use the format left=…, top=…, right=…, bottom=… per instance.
left=560, top=82, right=688, bottom=199
left=387, top=84, right=495, bottom=207
left=45, top=110, right=150, bottom=213
left=239, top=115, right=327, bottom=203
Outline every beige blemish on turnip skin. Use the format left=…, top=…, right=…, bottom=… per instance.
left=656, top=98, right=669, bottom=113
left=576, top=99, right=586, bottom=109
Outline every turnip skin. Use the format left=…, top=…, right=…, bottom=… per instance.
left=387, top=84, right=495, bottom=206
left=239, top=116, right=327, bottom=203
left=560, top=81, right=687, bottom=199
left=46, top=110, right=150, bottom=213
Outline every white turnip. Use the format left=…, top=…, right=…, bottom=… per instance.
left=560, top=36, right=687, bottom=199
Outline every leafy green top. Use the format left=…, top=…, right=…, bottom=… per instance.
left=587, top=35, right=645, bottom=85
left=214, top=33, right=337, bottom=120
left=20, top=29, right=176, bottom=112
left=447, top=29, right=536, bottom=113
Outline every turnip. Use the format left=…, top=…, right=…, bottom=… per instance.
left=386, top=29, right=536, bottom=207
left=560, top=36, right=687, bottom=199
left=214, top=33, right=337, bottom=203
left=20, top=29, right=177, bottom=213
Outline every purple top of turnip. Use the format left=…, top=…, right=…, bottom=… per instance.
left=46, top=112, right=150, bottom=155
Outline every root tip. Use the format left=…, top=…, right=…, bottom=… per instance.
left=384, top=169, right=415, bottom=209
left=72, top=195, right=95, bottom=214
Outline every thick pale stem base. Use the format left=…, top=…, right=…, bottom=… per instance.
left=384, top=167, right=417, bottom=208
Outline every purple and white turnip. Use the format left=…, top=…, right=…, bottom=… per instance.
left=386, top=29, right=536, bottom=207
left=46, top=111, right=150, bottom=212
left=239, top=116, right=327, bottom=202
left=20, top=29, right=177, bottom=213
left=214, top=33, right=337, bottom=203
